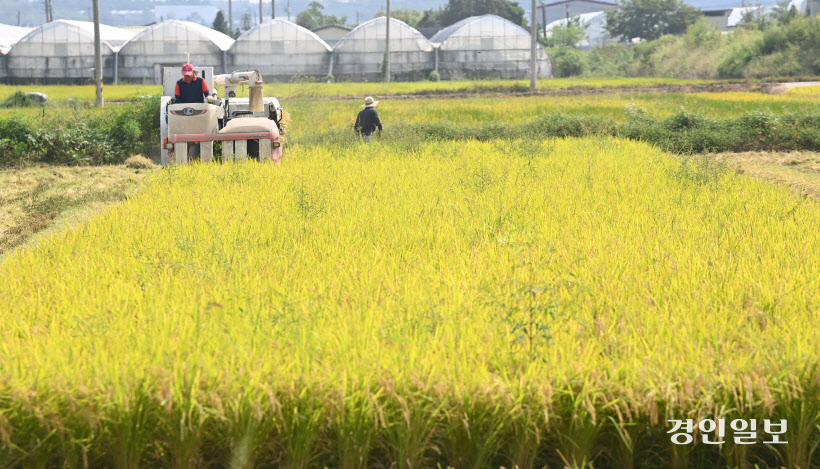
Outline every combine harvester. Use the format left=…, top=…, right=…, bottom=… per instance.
left=160, top=67, right=284, bottom=166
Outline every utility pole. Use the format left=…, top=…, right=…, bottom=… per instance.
left=229, top=0, right=233, bottom=34
left=384, top=0, right=391, bottom=82
left=17, top=11, right=21, bottom=26
left=272, top=0, right=275, bottom=19
left=530, top=0, right=537, bottom=91
left=44, top=0, right=53, bottom=22
left=259, top=0, right=263, bottom=24
left=93, top=0, right=103, bottom=107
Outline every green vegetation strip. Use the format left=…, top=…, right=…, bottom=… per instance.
left=4, top=93, right=820, bottom=167
left=296, top=109, right=820, bottom=155
left=1, top=139, right=819, bottom=467
left=0, top=97, right=159, bottom=166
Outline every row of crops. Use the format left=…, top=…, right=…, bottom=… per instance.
left=3, top=87, right=820, bottom=167
left=1, top=136, right=819, bottom=467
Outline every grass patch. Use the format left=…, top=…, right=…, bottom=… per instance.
left=712, top=150, right=820, bottom=199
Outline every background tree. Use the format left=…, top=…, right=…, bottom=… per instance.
left=296, top=1, right=348, bottom=30
left=605, top=0, right=700, bottom=41
left=418, top=0, right=527, bottom=28
left=373, top=8, right=424, bottom=27
left=212, top=10, right=230, bottom=35
left=541, top=16, right=586, bottom=47
left=416, top=9, right=445, bottom=28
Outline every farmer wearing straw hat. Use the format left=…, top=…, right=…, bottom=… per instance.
left=353, top=96, right=383, bottom=142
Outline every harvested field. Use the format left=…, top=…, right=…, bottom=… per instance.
left=0, top=165, right=149, bottom=258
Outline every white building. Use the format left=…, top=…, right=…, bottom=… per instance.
left=312, top=24, right=352, bottom=48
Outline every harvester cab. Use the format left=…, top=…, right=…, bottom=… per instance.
left=160, top=66, right=284, bottom=166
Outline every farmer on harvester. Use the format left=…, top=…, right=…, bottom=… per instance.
left=174, top=63, right=212, bottom=104
left=353, top=96, right=383, bottom=142
left=173, top=64, right=215, bottom=158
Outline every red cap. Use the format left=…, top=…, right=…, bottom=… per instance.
left=182, top=63, right=194, bottom=76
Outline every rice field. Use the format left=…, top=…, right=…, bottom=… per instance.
left=2, top=133, right=820, bottom=467
left=784, top=85, right=820, bottom=97
left=3, top=79, right=820, bottom=467
left=0, top=77, right=719, bottom=104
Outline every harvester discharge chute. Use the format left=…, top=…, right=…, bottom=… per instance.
left=160, top=67, right=284, bottom=166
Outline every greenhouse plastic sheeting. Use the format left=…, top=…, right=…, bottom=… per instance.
left=332, top=17, right=434, bottom=80
left=230, top=19, right=331, bottom=78
left=118, top=20, right=233, bottom=83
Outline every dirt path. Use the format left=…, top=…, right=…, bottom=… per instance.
left=768, top=81, right=820, bottom=95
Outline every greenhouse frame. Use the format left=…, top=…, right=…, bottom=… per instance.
left=1, top=20, right=133, bottom=83
left=118, top=20, right=234, bottom=84
left=331, top=17, right=435, bottom=81
left=431, top=15, right=552, bottom=79
left=230, top=20, right=332, bottom=79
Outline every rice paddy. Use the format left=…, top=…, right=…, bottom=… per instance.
left=1, top=81, right=820, bottom=468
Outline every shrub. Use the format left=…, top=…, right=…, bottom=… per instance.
left=549, top=47, right=588, bottom=78
left=0, top=96, right=163, bottom=166
left=428, top=70, right=441, bottom=82
left=664, top=110, right=711, bottom=131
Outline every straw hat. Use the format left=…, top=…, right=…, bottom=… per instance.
left=362, top=96, right=379, bottom=108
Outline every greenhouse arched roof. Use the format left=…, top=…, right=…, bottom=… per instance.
left=334, top=17, right=433, bottom=52
left=13, top=19, right=134, bottom=52
left=123, top=20, right=234, bottom=52
left=234, top=19, right=331, bottom=52
left=430, top=14, right=531, bottom=48
left=0, top=24, right=34, bottom=55
left=230, top=19, right=331, bottom=77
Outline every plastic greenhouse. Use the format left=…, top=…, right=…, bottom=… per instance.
left=118, top=20, right=234, bottom=84
left=331, top=17, right=434, bottom=81
left=230, top=20, right=332, bottom=79
left=0, top=23, right=33, bottom=80
left=545, top=12, right=615, bottom=49
left=0, top=24, right=33, bottom=55
left=2, top=20, right=133, bottom=83
left=431, top=15, right=552, bottom=79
